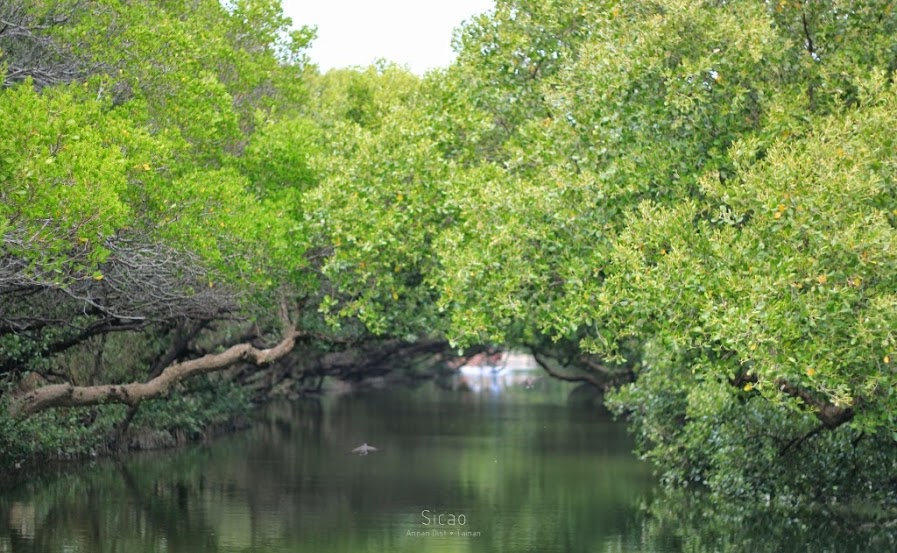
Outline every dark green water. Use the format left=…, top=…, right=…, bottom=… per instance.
left=2, top=379, right=892, bottom=552
left=0, top=380, right=660, bottom=553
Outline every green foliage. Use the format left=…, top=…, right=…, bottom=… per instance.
left=0, top=395, right=125, bottom=466
left=0, top=378, right=250, bottom=468
left=438, top=0, right=897, bottom=509
left=0, top=82, right=134, bottom=270
left=642, top=486, right=897, bottom=553
left=305, top=0, right=897, bottom=510
left=6, top=0, right=897, bottom=517
left=306, top=64, right=420, bottom=130
left=447, top=0, right=598, bottom=162
left=1, top=0, right=320, bottom=292
left=302, top=66, right=454, bottom=336
left=236, top=115, right=320, bottom=200
left=132, top=377, right=252, bottom=437
left=0, top=0, right=316, bottom=462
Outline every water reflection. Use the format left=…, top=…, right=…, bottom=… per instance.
left=454, top=352, right=542, bottom=395
left=0, top=381, right=654, bottom=553
left=1, top=381, right=890, bottom=552
left=642, top=488, right=897, bottom=553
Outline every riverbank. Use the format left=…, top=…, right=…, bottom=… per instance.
left=0, top=361, right=466, bottom=490
left=0, top=378, right=255, bottom=485
left=0, top=336, right=485, bottom=483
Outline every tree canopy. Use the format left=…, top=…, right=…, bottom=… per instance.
left=3, top=0, right=897, bottom=516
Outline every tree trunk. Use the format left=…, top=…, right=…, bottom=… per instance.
left=112, top=321, right=208, bottom=448
left=9, top=328, right=301, bottom=417
left=733, top=372, right=855, bottom=429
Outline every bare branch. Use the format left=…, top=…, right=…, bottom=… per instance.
left=9, top=327, right=301, bottom=417
left=779, top=423, right=826, bottom=457
left=0, top=0, right=93, bottom=88
left=1, top=234, right=240, bottom=333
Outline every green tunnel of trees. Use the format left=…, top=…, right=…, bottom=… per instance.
left=2, top=0, right=897, bottom=515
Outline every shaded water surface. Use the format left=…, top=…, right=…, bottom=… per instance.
left=0, top=381, right=659, bottom=552
left=3, top=381, right=891, bottom=552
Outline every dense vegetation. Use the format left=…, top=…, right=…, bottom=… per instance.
left=2, top=0, right=896, bottom=521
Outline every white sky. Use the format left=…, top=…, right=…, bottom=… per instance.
left=280, top=1, right=495, bottom=74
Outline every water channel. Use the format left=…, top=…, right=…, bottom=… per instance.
left=0, top=371, right=889, bottom=552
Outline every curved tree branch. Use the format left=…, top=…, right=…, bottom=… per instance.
left=532, top=351, right=605, bottom=389
left=733, top=372, right=855, bottom=429
left=9, top=327, right=301, bottom=417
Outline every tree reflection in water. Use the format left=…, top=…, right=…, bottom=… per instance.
left=0, top=385, right=892, bottom=553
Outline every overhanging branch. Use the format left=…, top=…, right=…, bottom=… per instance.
left=734, top=372, right=855, bottom=429
left=532, top=351, right=605, bottom=389
left=9, top=326, right=301, bottom=417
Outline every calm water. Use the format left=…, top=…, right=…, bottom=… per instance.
left=2, top=378, right=891, bottom=552
left=0, top=378, right=661, bottom=553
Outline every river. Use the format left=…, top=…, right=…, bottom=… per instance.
left=0, top=373, right=889, bottom=552
left=0, top=372, right=662, bottom=553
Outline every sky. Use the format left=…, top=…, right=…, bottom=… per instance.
left=280, top=1, right=495, bottom=74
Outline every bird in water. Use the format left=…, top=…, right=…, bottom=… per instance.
left=350, top=443, right=379, bottom=455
